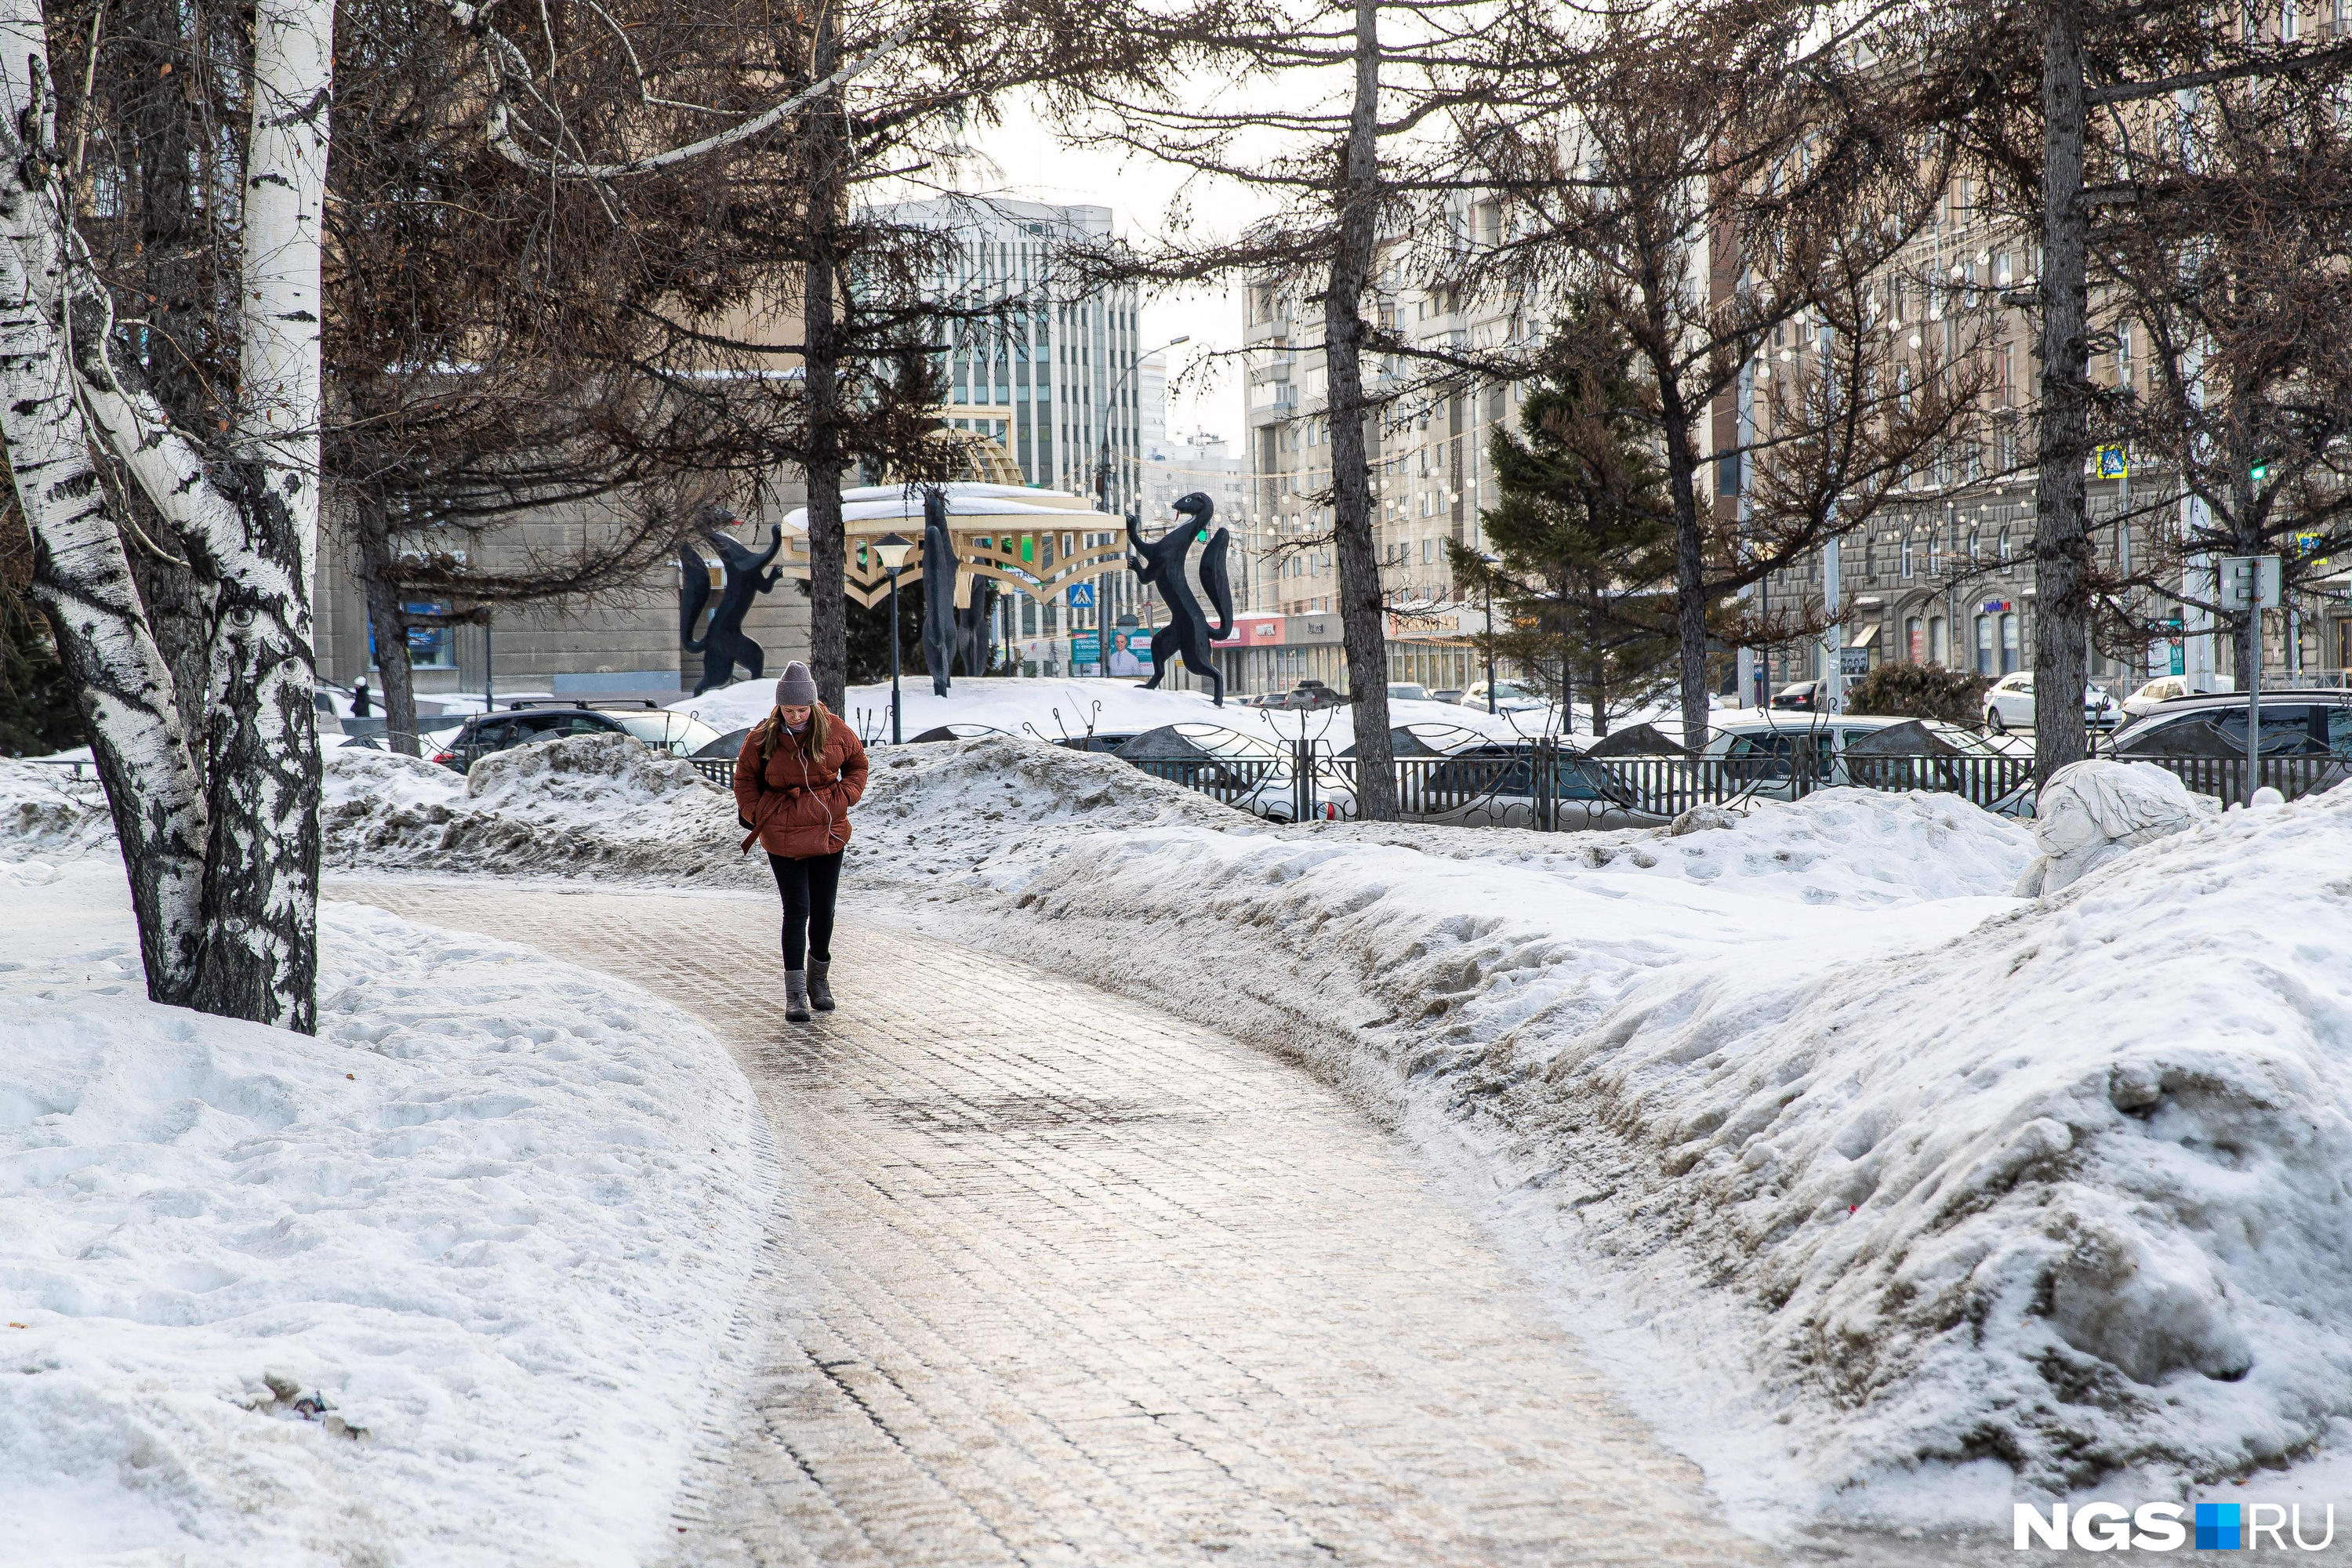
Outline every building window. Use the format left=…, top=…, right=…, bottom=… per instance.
left=2002, top=613, right=2020, bottom=673
left=1929, top=616, right=1948, bottom=665
left=1976, top=615, right=1995, bottom=676
left=1907, top=616, right=1926, bottom=662
left=1901, top=535, right=1915, bottom=578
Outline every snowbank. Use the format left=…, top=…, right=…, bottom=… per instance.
left=0, top=757, right=111, bottom=859
left=321, top=735, right=761, bottom=887
left=671, top=674, right=1544, bottom=751
left=887, top=764, right=2352, bottom=1517
left=848, top=733, right=1245, bottom=887
left=0, top=865, right=764, bottom=1566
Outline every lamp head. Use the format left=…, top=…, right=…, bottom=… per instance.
left=874, top=532, right=913, bottom=571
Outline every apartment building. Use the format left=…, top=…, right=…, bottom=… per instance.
left=1739, top=172, right=2348, bottom=702
left=1241, top=208, right=1517, bottom=696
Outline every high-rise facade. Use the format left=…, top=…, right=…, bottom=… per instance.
left=882, top=197, right=1148, bottom=512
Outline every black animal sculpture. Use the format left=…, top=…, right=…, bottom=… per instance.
left=919, top=489, right=959, bottom=697
left=954, top=580, right=997, bottom=678
left=1127, top=492, right=1235, bottom=706
left=678, top=509, right=783, bottom=696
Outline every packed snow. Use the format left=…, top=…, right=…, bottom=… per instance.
left=0, top=855, right=764, bottom=1566
left=320, top=735, right=764, bottom=887
left=841, top=746, right=2352, bottom=1527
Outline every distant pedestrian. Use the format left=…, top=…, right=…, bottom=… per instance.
left=735, top=660, right=868, bottom=1023
left=350, top=678, right=372, bottom=719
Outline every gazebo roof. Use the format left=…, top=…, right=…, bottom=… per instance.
left=780, top=483, right=1116, bottom=535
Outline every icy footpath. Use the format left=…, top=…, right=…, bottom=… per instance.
left=0, top=858, right=764, bottom=1566
left=893, top=753, right=2352, bottom=1523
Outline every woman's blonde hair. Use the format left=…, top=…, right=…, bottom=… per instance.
left=757, top=701, right=829, bottom=764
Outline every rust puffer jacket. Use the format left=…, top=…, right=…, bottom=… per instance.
left=733, top=711, right=869, bottom=858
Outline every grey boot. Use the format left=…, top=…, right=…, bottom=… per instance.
left=785, top=970, right=811, bottom=1024
left=808, top=960, right=836, bottom=1013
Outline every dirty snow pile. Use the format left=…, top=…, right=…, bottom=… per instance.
left=846, top=733, right=1246, bottom=887
left=321, top=734, right=764, bottom=886
left=0, top=757, right=111, bottom=860
left=908, top=770, right=2352, bottom=1519
left=0, top=858, right=765, bottom=1566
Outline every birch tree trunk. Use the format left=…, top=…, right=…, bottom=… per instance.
left=1326, top=0, right=1396, bottom=820
left=194, top=0, right=332, bottom=1028
left=0, top=0, right=332, bottom=1030
left=0, top=78, right=212, bottom=994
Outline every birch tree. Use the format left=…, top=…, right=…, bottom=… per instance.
left=1, top=0, right=332, bottom=1028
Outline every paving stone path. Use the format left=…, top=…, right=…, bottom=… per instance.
left=336, top=879, right=1776, bottom=1567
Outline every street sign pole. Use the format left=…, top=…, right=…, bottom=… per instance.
left=1820, top=533, right=1844, bottom=713
left=2221, top=554, right=2282, bottom=805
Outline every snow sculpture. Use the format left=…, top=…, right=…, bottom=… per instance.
left=2012, top=759, right=2216, bottom=896
left=1127, top=492, right=1236, bottom=706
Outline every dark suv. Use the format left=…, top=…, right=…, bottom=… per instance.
left=2110, top=690, right=2352, bottom=758
left=426, top=701, right=728, bottom=772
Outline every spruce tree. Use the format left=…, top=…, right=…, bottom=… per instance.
left=1451, top=323, right=1682, bottom=739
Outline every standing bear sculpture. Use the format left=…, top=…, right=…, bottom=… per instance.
left=1127, top=492, right=1235, bottom=706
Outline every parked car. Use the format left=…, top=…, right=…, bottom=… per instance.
left=1982, top=672, right=2122, bottom=734
left=1258, top=681, right=1348, bottom=712
left=1387, top=682, right=1432, bottom=703
left=1687, top=713, right=2029, bottom=811
left=1769, top=680, right=1824, bottom=711
left=426, top=701, right=725, bottom=771
left=1428, top=688, right=1465, bottom=705
left=2110, top=691, right=2352, bottom=758
left=1457, top=680, right=1549, bottom=714
left=2119, top=674, right=2228, bottom=716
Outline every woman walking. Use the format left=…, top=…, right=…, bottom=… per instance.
left=735, top=662, right=869, bottom=1022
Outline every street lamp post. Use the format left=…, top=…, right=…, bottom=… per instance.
left=1095, top=334, right=1191, bottom=680
left=875, top=532, right=913, bottom=744
left=1479, top=551, right=1499, bottom=713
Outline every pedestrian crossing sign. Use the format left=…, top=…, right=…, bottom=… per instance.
left=2095, top=445, right=2129, bottom=478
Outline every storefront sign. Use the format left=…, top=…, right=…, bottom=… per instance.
left=1212, top=614, right=1286, bottom=649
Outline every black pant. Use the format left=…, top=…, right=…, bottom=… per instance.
left=768, top=851, right=842, bottom=971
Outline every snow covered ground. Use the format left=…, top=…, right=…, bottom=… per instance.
left=842, top=740, right=2352, bottom=1534
left=19, top=718, right=2352, bottom=1548
left=0, top=833, right=764, bottom=1563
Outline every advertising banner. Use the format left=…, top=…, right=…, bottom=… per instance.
left=1105, top=626, right=1155, bottom=676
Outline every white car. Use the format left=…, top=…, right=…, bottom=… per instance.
left=2120, top=675, right=2231, bottom=717
left=1457, top=681, right=1550, bottom=714
left=1982, top=672, right=2121, bottom=734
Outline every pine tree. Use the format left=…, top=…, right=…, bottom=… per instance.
left=1452, top=324, right=1682, bottom=738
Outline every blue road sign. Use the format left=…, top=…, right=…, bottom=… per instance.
left=1067, top=583, right=1095, bottom=609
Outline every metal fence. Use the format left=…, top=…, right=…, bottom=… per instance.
left=2131, top=753, right=2350, bottom=804
left=637, top=733, right=2350, bottom=825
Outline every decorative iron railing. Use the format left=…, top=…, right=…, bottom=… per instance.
left=551, top=731, right=2352, bottom=826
